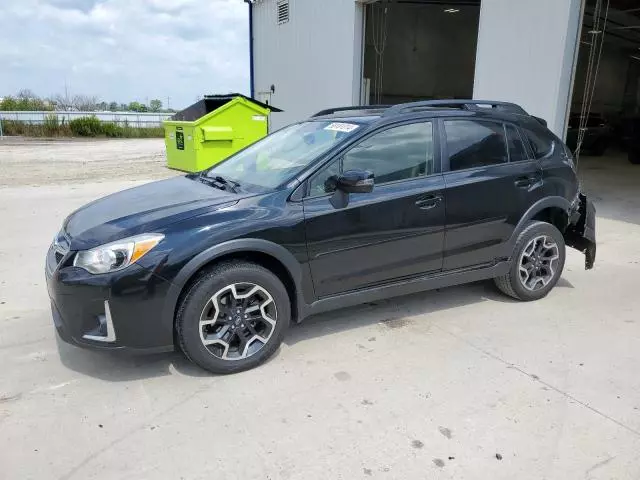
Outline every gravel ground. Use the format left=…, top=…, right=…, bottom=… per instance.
left=1, top=141, right=640, bottom=479
left=0, top=137, right=177, bottom=186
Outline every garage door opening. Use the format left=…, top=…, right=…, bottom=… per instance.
left=362, top=1, right=481, bottom=105
left=568, top=0, right=640, bottom=226
left=569, top=0, right=640, bottom=163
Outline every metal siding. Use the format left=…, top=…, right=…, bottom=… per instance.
left=253, top=0, right=361, bottom=129
left=473, top=0, right=584, bottom=138
left=352, top=2, right=365, bottom=106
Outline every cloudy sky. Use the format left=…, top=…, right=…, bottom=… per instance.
left=0, top=0, right=249, bottom=109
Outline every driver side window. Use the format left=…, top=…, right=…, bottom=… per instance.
left=308, top=122, right=434, bottom=197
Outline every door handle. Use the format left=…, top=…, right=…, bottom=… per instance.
left=514, top=176, right=534, bottom=188
left=415, top=194, right=443, bottom=210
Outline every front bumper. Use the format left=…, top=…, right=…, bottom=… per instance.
left=45, top=246, right=176, bottom=353
left=566, top=193, right=597, bottom=269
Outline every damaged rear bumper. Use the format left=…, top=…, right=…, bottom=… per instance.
left=565, top=193, right=596, bottom=269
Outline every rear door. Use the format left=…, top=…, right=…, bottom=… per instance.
left=441, top=119, right=544, bottom=270
left=302, top=121, right=446, bottom=298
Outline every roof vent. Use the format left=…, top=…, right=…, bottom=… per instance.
left=277, top=1, right=289, bottom=24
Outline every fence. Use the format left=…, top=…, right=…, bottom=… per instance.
left=0, top=110, right=173, bottom=129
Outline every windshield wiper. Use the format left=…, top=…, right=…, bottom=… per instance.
left=200, top=174, right=240, bottom=193
left=214, top=175, right=240, bottom=190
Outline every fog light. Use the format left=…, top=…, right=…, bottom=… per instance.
left=83, top=301, right=116, bottom=342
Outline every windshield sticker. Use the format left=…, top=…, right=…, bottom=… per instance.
left=324, top=122, right=359, bottom=133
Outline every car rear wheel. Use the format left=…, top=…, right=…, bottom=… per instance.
left=494, top=221, right=566, bottom=301
left=176, top=261, right=290, bottom=374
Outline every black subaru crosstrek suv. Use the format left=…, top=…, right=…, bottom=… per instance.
left=45, top=100, right=596, bottom=374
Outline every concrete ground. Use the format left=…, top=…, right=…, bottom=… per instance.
left=1, top=139, right=640, bottom=479
left=0, top=137, right=176, bottom=186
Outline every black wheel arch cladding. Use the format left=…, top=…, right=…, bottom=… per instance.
left=163, top=238, right=306, bottom=336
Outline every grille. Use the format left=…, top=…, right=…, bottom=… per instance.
left=277, top=0, right=289, bottom=24
left=49, top=230, right=71, bottom=272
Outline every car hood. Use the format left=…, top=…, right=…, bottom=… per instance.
left=64, top=176, right=240, bottom=250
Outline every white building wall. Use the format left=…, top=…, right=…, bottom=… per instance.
left=473, top=0, right=584, bottom=138
left=252, top=0, right=363, bottom=130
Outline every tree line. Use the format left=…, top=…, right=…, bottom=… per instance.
left=0, top=89, right=174, bottom=113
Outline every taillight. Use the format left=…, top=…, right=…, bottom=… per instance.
left=563, top=143, right=576, bottom=171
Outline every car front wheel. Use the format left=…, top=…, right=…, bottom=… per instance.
left=494, top=221, right=566, bottom=301
left=176, top=261, right=290, bottom=374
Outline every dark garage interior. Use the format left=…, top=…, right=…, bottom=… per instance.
left=362, top=0, right=481, bottom=105
left=569, top=0, right=640, bottom=227
left=570, top=0, right=640, bottom=162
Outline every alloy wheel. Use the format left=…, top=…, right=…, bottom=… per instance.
left=518, top=235, right=560, bottom=291
left=199, top=282, right=277, bottom=360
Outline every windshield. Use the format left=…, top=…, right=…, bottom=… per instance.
left=204, top=120, right=361, bottom=189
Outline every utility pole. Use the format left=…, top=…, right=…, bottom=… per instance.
left=167, top=96, right=171, bottom=110
left=64, top=80, right=69, bottom=110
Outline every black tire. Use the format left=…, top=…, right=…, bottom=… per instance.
left=176, top=261, right=290, bottom=374
left=494, top=221, right=566, bottom=301
left=629, top=148, right=640, bottom=164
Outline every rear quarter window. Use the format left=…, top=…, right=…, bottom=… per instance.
left=522, top=127, right=555, bottom=159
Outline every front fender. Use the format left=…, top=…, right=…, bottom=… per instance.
left=160, top=238, right=308, bottom=337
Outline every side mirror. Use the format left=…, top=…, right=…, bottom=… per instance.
left=337, top=169, right=374, bottom=194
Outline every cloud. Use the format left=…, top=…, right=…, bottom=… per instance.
left=0, top=0, right=249, bottom=109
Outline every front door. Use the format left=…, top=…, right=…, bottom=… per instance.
left=441, top=119, right=544, bottom=270
left=302, top=121, right=446, bottom=298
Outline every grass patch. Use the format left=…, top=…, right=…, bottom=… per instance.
left=1, top=116, right=164, bottom=138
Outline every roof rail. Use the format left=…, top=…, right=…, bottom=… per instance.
left=382, top=99, right=529, bottom=117
left=311, top=105, right=391, bottom=118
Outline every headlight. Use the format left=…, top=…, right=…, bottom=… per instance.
left=73, top=233, right=164, bottom=274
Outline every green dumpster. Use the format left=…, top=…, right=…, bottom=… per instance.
left=163, top=94, right=282, bottom=172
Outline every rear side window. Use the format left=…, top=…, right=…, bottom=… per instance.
left=444, top=120, right=508, bottom=171
left=522, top=127, right=554, bottom=159
left=505, top=124, right=529, bottom=162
